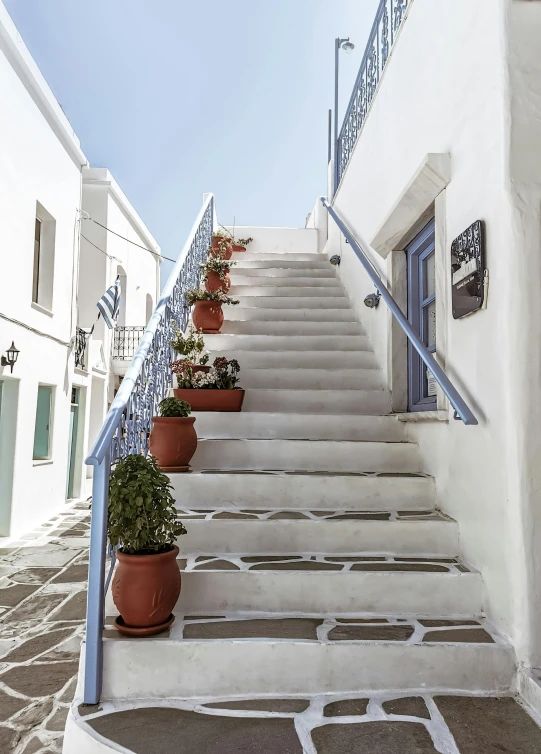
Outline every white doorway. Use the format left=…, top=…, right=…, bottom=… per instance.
left=0, top=378, right=19, bottom=535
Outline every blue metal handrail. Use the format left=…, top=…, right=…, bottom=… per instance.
left=83, top=193, right=214, bottom=704
left=336, top=0, right=410, bottom=188
left=321, top=198, right=477, bottom=425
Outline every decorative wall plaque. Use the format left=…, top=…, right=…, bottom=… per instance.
left=451, top=220, right=486, bottom=319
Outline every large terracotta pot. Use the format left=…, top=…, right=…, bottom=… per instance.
left=231, top=243, right=246, bottom=252
left=192, top=300, right=224, bottom=333
left=204, top=270, right=230, bottom=293
left=174, top=388, right=245, bottom=412
left=112, top=546, right=181, bottom=636
left=149, top=416, right=197, bottom=472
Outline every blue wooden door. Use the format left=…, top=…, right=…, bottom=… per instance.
left=406, top=219, right=436, bottom=411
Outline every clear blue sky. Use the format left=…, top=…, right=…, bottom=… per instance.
left=4, top=0, right=378, bottom=280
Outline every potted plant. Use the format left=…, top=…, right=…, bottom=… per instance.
left=109, top=453, right=187, bottom=636
left=185, top=288, right=239, bottom=333
left=200, top=257, right=235, bottom=293
left=174, top=356, right=245, bottom=411
left=232, top=236, right=253, bottom=252
left=169, top=323, right=209, bottom=374
left=149, top=397, right=197, bottom=472
left=210, top=229, right=233, bottom=259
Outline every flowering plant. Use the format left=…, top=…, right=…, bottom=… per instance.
left=200, top=257, right=236, bottom=283
left=169, top=323, right=209, bottom=365
left=236, top=237, right=253, bottom=247
left=212, top=229, right=232, bottom=239
left=185, top=288, right=239, bottom=306
left=172, top=357, right=242, bottom=390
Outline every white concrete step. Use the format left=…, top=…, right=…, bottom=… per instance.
left=100, top=612, right=513, bottom=699
left=191, top=439, right=419, bottom=473
left=242, top=389, right=391, bottom=414
left=229, top=267, right=334, bottom=278
left=208, top=350, right=378, bottom=369
left=101, top=632, right=513, bottom=699
left=230, top=286, right=345, bottom=297
left=235, top=295, right=350, bottom=309
left=220, top=320, right=364, bottom=336
left=203, top=334, right=372, bottom=352
left=174, top=564, right=483, bottom=615
left=168, top=471, right=435, bottom=510
left=238, top=367, right=382, bottom=390
left=192, top=412, right=406, bottom=441
left=234, top=259, right=330, bottom=270
left=227, top=307, right=358, bottom=322
left=233, top=252, right=327, bottom=263
left=230, top=277, right=342, bottom=289
left=179, top=512, right=458, bottom=556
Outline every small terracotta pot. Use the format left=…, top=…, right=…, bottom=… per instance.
left=192, top=300, right=224, bottom=333
left=204, top=270, right=230, bottom=293
left=191, top=365, right=211, bottom=374
left=149, top=416, right=197, bottom=472
left=174, top=388, right=245, bottom=412
left=231, top=243, right=246, bottom=252
left=112, top=546, right=181, bottom=635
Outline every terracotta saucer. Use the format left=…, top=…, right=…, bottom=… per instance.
left=113, top=613, right=175, bottom=637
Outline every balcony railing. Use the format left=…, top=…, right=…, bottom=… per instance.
left=74, top=326, right=88, bottom=370
left=337, top=0, right=410, bottom=187
left=113, top=326, right=145, bottom=361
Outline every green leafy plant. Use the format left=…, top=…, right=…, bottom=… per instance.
left=108, top=454, right=186, bottom=555
left=169, top=323, right=208, bottom=364
left=158, top=397, right=191, bottom=417
left=200, top=257, right=236, bottom=283
left=185, top=288, right=239, bottom=306
left=237, top=237, right=253, bottom=246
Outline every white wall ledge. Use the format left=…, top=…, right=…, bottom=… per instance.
left=371, top=154, right=451, bottom=258
left=397, top=411, right=449, bottom=423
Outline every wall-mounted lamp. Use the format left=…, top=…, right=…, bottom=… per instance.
left=1, top=342, right=20, bottom=373
left=364, top=292, right=381, bottom=309
left=329, top=255, right=341, bottom=266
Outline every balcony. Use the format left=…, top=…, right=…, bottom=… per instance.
left=337, top=0, right=410, bottom=187
left=112, top=326, right=145, bottom=375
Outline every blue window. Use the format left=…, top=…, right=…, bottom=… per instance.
left=406, top=219, right=436, bottom=411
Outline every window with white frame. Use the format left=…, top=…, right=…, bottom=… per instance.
left=32, top=202, right=56, bottom=311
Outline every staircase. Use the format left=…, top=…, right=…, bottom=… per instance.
left=99, top=243, right=514, bottom=702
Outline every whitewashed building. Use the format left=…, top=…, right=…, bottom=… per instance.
left=62, top=0, right=541, bottom=750
left=0, top=1, right=160, bottom=538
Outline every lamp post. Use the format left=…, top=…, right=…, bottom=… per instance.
left=333, top=37, right=355, bottom=197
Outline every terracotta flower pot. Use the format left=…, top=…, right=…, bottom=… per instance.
left=174, top=388, right=245, bottom=412
left=232, top=243, right=246, bottom=252
left=192, top=300, right=224, bottom=333
left=149, top=416, right=197, bottom=472
left=112, top=546, right=181, bottom=636
left=204, top=270, right=231, bottom=293
left=191, top=365, right=211, bottom=374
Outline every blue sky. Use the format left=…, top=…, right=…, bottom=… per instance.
left=4, top=0, right=378, bottom=280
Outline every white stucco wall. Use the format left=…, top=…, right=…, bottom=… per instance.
left=225, top=226, right=319, bottom=255
left=323, top=0, right=541, bottom=666
left=0, top=1, right=89, bottom=536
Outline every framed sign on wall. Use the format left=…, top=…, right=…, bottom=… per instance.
left=451, top=220, right=487, bottom=319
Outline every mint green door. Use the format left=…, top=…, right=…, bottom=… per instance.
left=66, top=387, right=79, bottom=499
left=33, top=386, right=52, bottom=460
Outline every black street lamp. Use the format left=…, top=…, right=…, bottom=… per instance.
left=1, top=342, right=20, bottom=373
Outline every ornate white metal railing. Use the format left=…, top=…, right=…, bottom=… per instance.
left=337, top=0, right=410, bottom=187
left=83, top=194, right=214, bottom=704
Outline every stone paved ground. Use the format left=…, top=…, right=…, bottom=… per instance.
left=0, top=500, right=90, bottom=753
